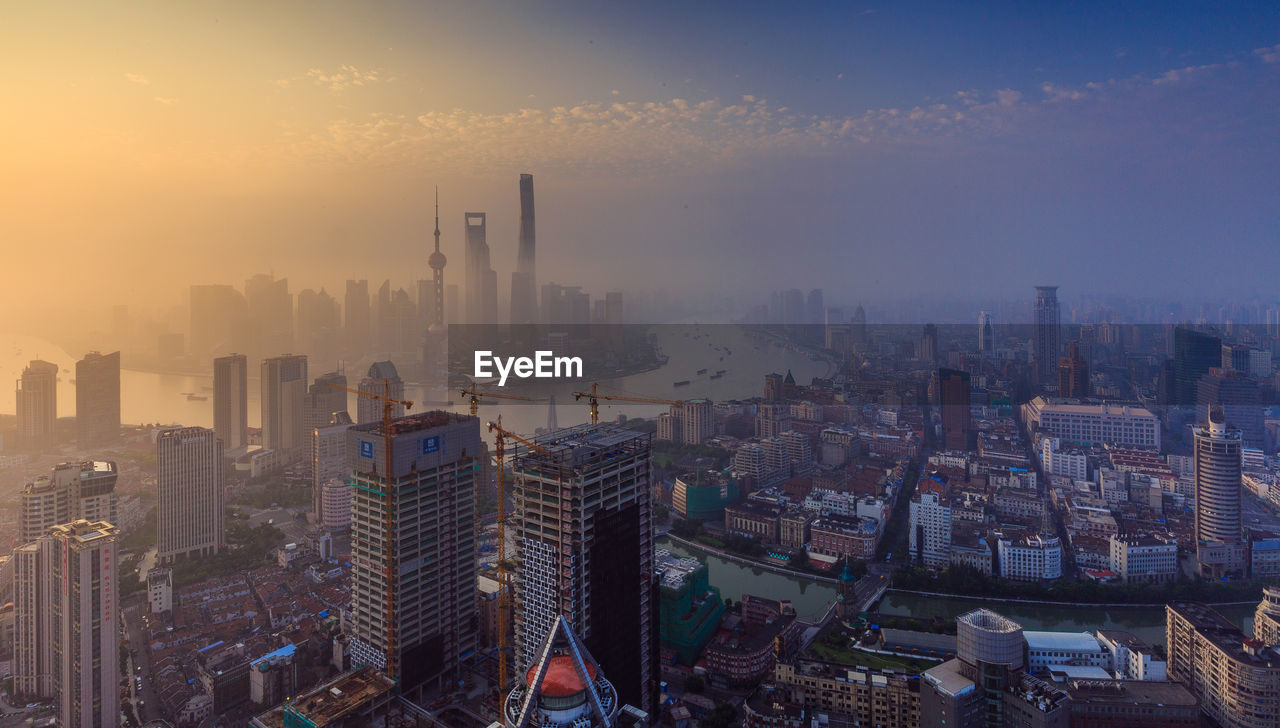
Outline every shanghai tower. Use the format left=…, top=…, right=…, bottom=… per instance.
left=510, top=173, right=538, bottom=324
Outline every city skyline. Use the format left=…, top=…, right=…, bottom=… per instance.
left=3, top=3, right=1279, bottom=323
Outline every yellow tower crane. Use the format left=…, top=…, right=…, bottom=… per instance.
left=572, top=382, right=686, bottom=425
left=486, top=416, right=552, bottom=707
left=459, top=385, right=535, bottom=416
left=326, top=381, right=413, bottom=680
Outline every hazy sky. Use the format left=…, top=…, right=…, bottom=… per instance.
left=2, top=1, right=1278, bottom=319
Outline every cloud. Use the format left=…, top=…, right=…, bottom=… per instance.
left=125, top=73, right=150, bottom=85
left=1254, top=45, right=1280, bottom=64
left=305, top=65, right=389, bottom=92
left=153, top=97, right=177, bottom=105
left=274, top=53, right=1276, bottom=177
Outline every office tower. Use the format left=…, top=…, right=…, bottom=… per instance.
left=513, top=424, right=656, bottom=714
left=502, top=615, right=649, bottom=728
left=244, top=273, right=294, bottom=358
left=312, top=411, right=353, bottom=529
left=919, top=324, right=938, bottom=362
left=75, top=350, right=120, bottom=448
left=1193, top=408, right=1244, bottom=579
left=780, top=289, right=806, bottom=325
left=446, top=284, right=460, bottom=324
left=1222, top=342, right=1251, bottom=373
left=305, top=371, right=349, bottom=433
left=50, top=520, right=119, bottom=728
left=1033, top=286, right=1061, bottom=382
left=1172, top=326, right=1221, bottom=406
left=806, top=289, right=825, bottom=325
left=20, top=461, right=118, bottom=545
left=977, top=311, right=995, bottom=358
left=1196, top=369, right=1264, bottom=448
left=213, top=353, right=248, bottom=453
left=261, top=354, right=309, bottom=460
left=189, top=284, right=247, bottom=360
left=938, top=368, right=971, bottom=450
left=344, top=279, right=371, bottom=355
left=157, top=427, right=224, bottom=564
left=1057, top=340, right=1089, bottom=398
left=851, top=304, right=867, bottom=345
left=1166, top=602, right=1280, bottom=728
left=15, top=359, right=58, bottom=451
left=541, top=283, right=591, bottom=325
left=357, top=361, right=405, bottom=424
left=605, top=291, right=624, bottom=324
left=510, top=173, right=538, bottom=324
left=296, top=287, right=340, bottom=362
left=345, top=412, right=481, bottom=698
left=921, top=609, right=1034, bottom=728
left=464, top=211, right=498, bottom=324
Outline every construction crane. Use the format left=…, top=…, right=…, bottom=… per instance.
left=327, top=381, right=414, bottom=680
left=572, top=382, right=686, bottom=425
left=459, top=385, right=535, bottom=417
left=486, top=416, right=552, bottom=706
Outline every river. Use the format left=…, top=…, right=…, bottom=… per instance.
left=658, top=536, right=1260, bottom=645
left=1, top=324, right=832, bottom=439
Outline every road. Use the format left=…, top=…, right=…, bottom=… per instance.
left=123, top=603, right=162, bottom=723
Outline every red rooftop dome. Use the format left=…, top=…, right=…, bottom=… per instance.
left=527, top=656, right=597, bottom=697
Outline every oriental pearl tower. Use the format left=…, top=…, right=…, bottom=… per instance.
left=423, top=187, right=449, bottom=401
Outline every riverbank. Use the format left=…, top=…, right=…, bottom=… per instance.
left=886, top=588, right=1263, bottom=609
left=662, top=533, right=840, bottom=584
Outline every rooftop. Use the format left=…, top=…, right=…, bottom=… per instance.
left=250, top=667, right=395, bottom=728
left=1169, top=602, right=1280, bottom=669
left=1064, top=678, right=1197, bottom=707
left=1024, top=631, right=1104, bottom=653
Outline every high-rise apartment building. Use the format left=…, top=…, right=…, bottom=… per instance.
left=938, top=368, right=970, bottom=451
left=344, top=412, right=481, bottom=699
left=75, top=350, right=120, bottom=448
left=1033, top=286, right=1061, bottom=382
left=1056, top=340, right=1089, bottom=399
left=19, top=461, right=118, bottom=545
left=261, top=354, right=308, bottom=461
left=16, top=359, right=59, bottom=451
left=510, top=173, right=538, bottom=324
left=50, top=521, right=119, bottom=728
left=656, top=399, right=713, bottom=445
left=213, top=353, right=248, bottom=453
left=1193, top=408, right=1245, bottom=579
left=157, top=427, right=224, bottom=564
left=15, top=520, right=120, bottom=728
left=513, top=424, right=656, bottom=714
left=464, top=212, right=499, bottom=324
left=356, top=361, right=404, bottom=425
left=312, top=411, right=353, bottom=530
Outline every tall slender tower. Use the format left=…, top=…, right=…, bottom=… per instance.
left=1194, top=407, right=1245, bottom=579
left=511, top=173, right=538, bottom=324
left=429, top=187, right=447, bottom=329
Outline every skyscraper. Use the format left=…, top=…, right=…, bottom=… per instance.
left=1057, top=340, right=1089, bottom=398
left=938, top=368, right=971, bottom=451
left=20, top=461, right=118, bottom=545
left=261, top=354, right=309, bottom=461
left=977, top=311, right=994, bottom=358
left=1172, top=326, right=1220, bottom=406
left=312, top=411, right=353, bottom=530
left=1196, top=369, right=1264, bottom=449
left=213, top=353, right=248, bottom=453
left=305, top=371, right=349, bottom=434
left=49, top=520, right=119, bottom=728
left=1033, top=286, right=1061, bottom=382
left=15, top=359, right=58, bottom=451
left=464, top=211, right=499, bottom=324
left=345, top=412, right=481, bottom=699
left=357, top=361, right=404, bottom=425
left=14, top=519, right=121, bottom=728
left=513, top=424, right=656, bottom=714
left=157, top=427, right=224, bottom=564
left=344, top=279, right=371, bottom=356
left=244, top=273, right=294, bottom=359
left=920, top=324, right=938, bottom=363
left=511, top=173, right=538, bottom=324
left=75, top=350, right=120, bottom=448
left=1193, top=408, right=1244, bottom=579
left=189, top=284, right=247, bottom=360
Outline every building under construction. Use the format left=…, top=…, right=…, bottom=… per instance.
left=512, top=423, right=657, bottom=715
left=344, top=411, right=483, bottom=701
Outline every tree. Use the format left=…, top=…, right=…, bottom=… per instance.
left=683, top=675, right=705, bottom=694
left=700, top=703, right=737, bottom=728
